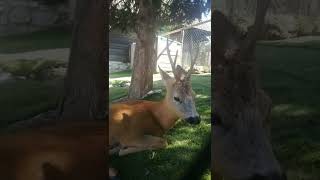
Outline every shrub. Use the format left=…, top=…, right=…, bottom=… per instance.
left=111, top=80, right=130, bottom=87
left=0, top=59, right=66, bottom=80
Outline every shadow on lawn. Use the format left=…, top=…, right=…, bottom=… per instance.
left=257, top=45, right=320, bottom=180
left=111, top=138, right=210, bottom=180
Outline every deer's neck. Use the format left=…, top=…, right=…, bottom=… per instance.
left=153, top=96, right=180, bottom=131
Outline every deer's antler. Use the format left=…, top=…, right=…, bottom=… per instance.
left=240, top=0, right=270, bottom=60
left=187, top=36, right=199, bottom=79
left=166, top=38, right=179, bottom=80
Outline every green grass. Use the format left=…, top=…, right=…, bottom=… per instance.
left=0, top=59, right=66, bottom=80
left=256, top=45, right=320, bottom=180
left=109, top=72, right=211, bottom=180
left=0, top=28, right=71, bottom=53
left=0, top=79, right=62, bottom=128
left=109, top=70, right=132, bottom=79
left=258, top=39, right=320, bottom=50
left=0, top=59, right=65, bottom=128
left=109, top=87, right=129, bottom=101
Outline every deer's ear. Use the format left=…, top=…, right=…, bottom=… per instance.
left=159, top=66, right=174, bottom=85
left=176, top=65, right=187, bottom=81
left=213, top=10, right=241, bottom=59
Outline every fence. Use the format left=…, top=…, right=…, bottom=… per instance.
left=157, top=20, right=211, bottom=73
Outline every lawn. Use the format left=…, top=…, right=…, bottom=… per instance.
left=0, top=28, right=71, bottom=53
left=0, top=79, right=62, bottom=129
left=109, top=72, right=212, bottom=180
left=109, top=70, right=132, bottom=79
left=0, top=58, right=65, bottom=129
left=256, top=45, right=320, bottom=180
left=258, top=38, right=320, bottom=50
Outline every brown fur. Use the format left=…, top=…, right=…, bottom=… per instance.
left=0, top=122, right=107, bottom=180
left=109, top=67, right=199, bottom=156
left=109, top=99, right=179, bottom=155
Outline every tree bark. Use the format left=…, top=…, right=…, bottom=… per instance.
left=68, top=0, right=77, bottom=23
left=59, top=0, right=107, bottom=121
left=128, top=0, right=156, bottom=99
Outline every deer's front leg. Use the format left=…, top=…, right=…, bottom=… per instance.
left=118, top=135, right=167, bottom=156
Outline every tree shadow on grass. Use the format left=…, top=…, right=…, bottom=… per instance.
left=111, top=139, right=210, bottom=180
left=271, top=107, right=320, bottom=180
left=256, top=45, right=320, bottom=180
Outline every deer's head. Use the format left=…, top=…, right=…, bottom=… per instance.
left=158, top=38, right=200, bottom=125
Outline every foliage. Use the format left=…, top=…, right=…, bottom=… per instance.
left=110, top=0, right=211, bottom=33
left=0, top=59, right=66, bottom=80
left=31, top=60, right=66, bottom=80
left=0, top=60, right=35, bottom=79
left=110, top=80, right=130, bottom=87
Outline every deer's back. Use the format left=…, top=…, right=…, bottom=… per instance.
left=0, top=122, right=107, bottom=180
left=109, top=100, right=165, bottom=143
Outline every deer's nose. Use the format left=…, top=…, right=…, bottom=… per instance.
left=185, top=116, right=201, bottom=124
left=248, top=172, right=287, bottom=180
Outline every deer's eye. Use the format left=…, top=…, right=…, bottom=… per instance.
left=174, top=97, right=182, bottom=103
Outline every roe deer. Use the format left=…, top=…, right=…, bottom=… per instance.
left=109, top=39, right=201, bottom=156
left=0, top=121, right=109, bottom=180
left=212, top=7, right=286, bottom=180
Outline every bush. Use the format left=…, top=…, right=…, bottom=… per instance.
left=32, top=60, right=65, bottom=80
left=0, top=60, right=36, bottom=79
left=0, top=59, right=66, bottom=80
left=111, top=80, right=130, bottom=87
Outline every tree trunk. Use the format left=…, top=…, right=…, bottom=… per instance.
left=68, top=0, right=77, bottom=23
left=128, top=0, right=156, bottom=99
left=59, top=0, right=107, bottom=121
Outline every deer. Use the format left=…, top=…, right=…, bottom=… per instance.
left=109, top=38, right=201, bottom=156
left=0, top=121, right=114, bottom=180
left=212, top=5, right=286, bottom=180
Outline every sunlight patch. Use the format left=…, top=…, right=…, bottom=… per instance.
left=196, top=94, right=209, bottom=99
left=273, top=104, right=314, bottom=116
left=168, top=139, right=192, bottom=148
left=273, top=104, right=293, bottom=112
left=290, top=109, right=313, bottom=116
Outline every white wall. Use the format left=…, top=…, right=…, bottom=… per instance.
left=156, top=36, right=182, bottom=72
